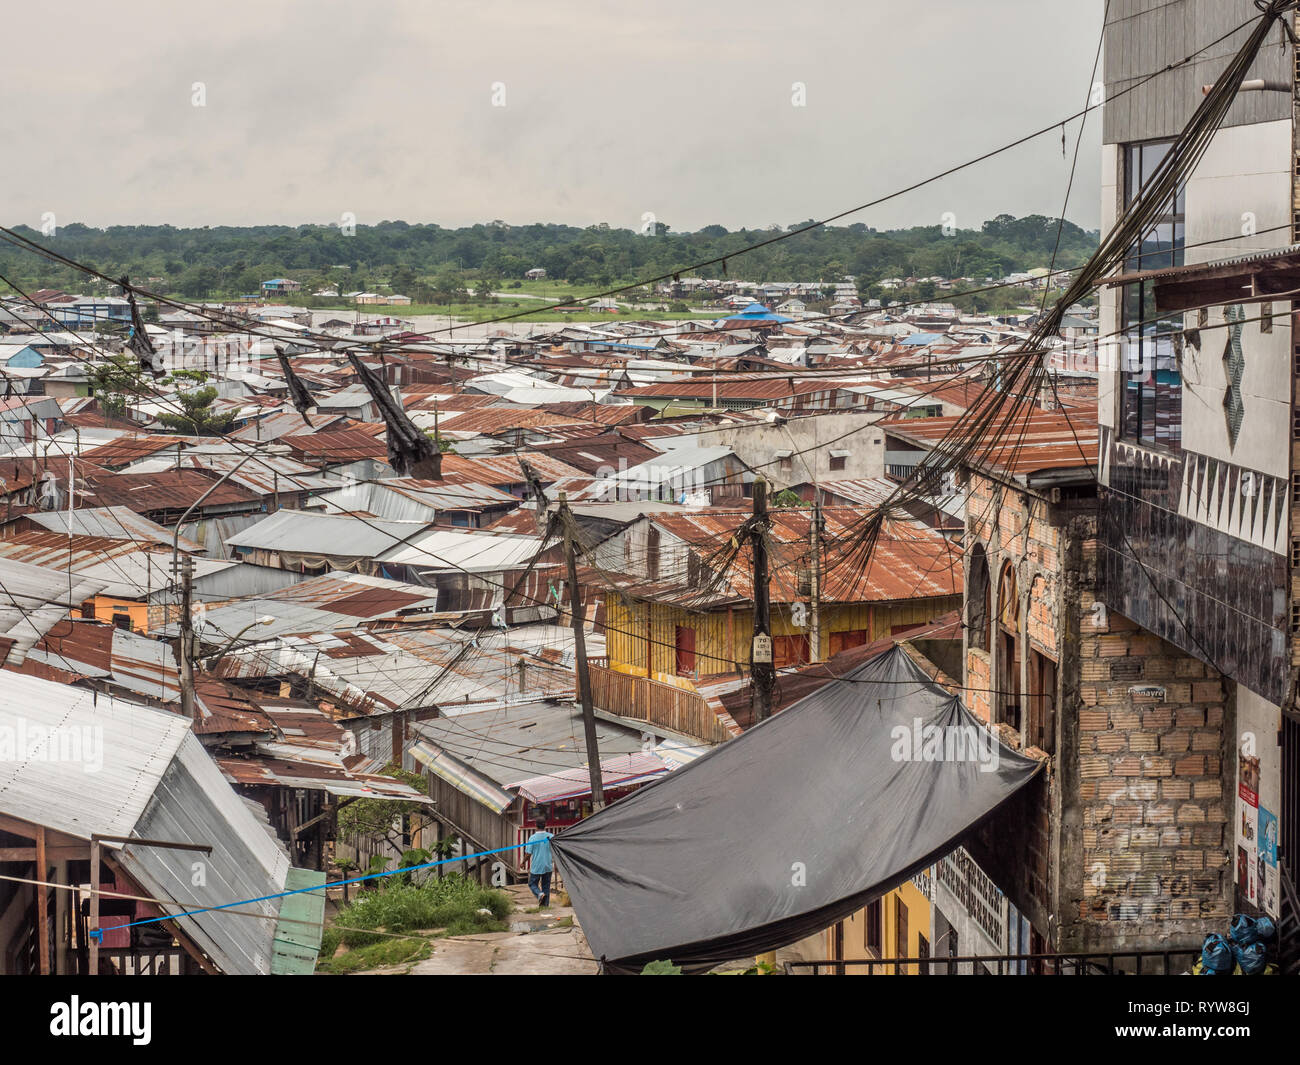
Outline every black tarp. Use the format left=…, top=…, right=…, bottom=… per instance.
left=552, top=645, right=1043, bottom=973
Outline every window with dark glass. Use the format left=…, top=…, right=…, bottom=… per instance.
left=865, top=898, right=882, bottom=953
left=1120, top=139, right=1185, bottom=450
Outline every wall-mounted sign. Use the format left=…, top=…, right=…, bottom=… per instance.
left=1127, top=684, right=1166, bottom=700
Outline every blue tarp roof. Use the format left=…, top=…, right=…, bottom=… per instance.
left=725, top=302, right=792, bottom=323
left=900, top=332, right=944, bottom=345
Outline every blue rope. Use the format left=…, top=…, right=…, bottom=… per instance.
left=89, top=842, right=526, bottom=941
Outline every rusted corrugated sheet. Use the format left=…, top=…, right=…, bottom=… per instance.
left=881, top=408, right=1098, bottom=479
left=599, top=505, right=959, bottom=606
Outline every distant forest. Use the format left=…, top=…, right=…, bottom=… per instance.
left=0, top=214, right=1098, bottom=304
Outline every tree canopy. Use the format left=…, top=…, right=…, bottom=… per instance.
left=0, top=215, right=1098, bottom=301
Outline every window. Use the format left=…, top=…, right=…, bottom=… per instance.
left=646, top=526, right=661, bottom=581
left=686, top=552, right=703, bottom=588
left=967, top=544, right=991, bottom=652
left=997, top=563, right=1021, bottom=730
left=772, top=634, right=810, bottom=669
left=829, top=629, right=868, bottom=655
left=865, top=898, right=882, bottom=954
left=894, top=894, right=908, bottom=960
left=674, top=626, right=696, bottom=675
left=1120, top=140, right=1185, bottom=450
left=829, top=454, right=846, bottom=471
left=1028, top=649, right=1057, bottom=754
left=917, top=933, right=930, bottom=975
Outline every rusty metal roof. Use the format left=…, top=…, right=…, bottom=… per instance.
left=881, top=407, right=1098, bottom=484
left=80, top=468, right=262, bottom=514
left=600, top=505, right=960, bottom=607
left=280, top=428, right=389, bottom=464
left=79, top=434, right=192, bottom=468
left=438, top=452, right=586, bottom=486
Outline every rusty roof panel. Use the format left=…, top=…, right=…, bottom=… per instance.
left=881, top=407, right=1098, bottom=481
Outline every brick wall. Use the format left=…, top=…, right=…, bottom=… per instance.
left=963, top=470, right=1232, bottom=952
left=1067, top=601, right=1232, bottom=946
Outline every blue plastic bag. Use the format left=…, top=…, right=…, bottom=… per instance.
left=1231, top=913, right=1276, bottom=947
left=1236, top=941, right=1267, bottom=975
left=1200, top=933, right=1234, bottom=974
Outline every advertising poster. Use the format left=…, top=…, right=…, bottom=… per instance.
left=1258, top=807, right=1279, bottom=916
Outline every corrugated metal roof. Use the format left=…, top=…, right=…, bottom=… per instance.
left=0, top=555, right=108, bottom=665
left=0, top=672, right=189, bottom=839
left=411, top=700, right=650, bottom=793
left=314, top=478, right=516, bottom=521
left=80, top=469, right=261, bottom=514
left=225, top=509, right=430, bottom=557
left=378, top=528, right=542, bottom=571
left=881, top=408, right=1098, bottom=482
left=213, top=623, right=584, bottom=715
left=25, top=506, right=205, bottom=551
left=600, top=505, right=960, bottom=606
left=165, top=572, right=440, bottom=649
left=0, top=533, right=226, bottom=600
left=511, top=752, right=671, bottom=803
left=114, top=734, right=293, bottom=975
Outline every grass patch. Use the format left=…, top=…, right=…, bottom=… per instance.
left=316, top=936, right=432, bottom=974
left=315, top=874, right=512, bottom=972
left=329, top=874, right=511, bottom=950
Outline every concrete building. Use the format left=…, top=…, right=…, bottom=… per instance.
left=1095, top=0, right=1297, bottom=927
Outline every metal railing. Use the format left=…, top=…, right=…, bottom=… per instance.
left=786, top=947, right=1200, bottom=976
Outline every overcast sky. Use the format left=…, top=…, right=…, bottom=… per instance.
left=0, top=0, right=1106, bottom=234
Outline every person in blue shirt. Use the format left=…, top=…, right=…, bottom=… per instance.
left=524, top=817, right=555, bottom=907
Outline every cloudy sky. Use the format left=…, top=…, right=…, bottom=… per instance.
left=1, top=0, right=1106, bottom=233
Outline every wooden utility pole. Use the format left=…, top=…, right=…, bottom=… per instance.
left=35, top=826, right=49, bottom=975
left=810, top=497, right=822, bottom=663
left=88, top=836, right=100, bottom=976
left=177, top=553, right=195, bottom=720
left=560, top=494, right=605, bottom=810
left=751, top=478, right=775, bottom=722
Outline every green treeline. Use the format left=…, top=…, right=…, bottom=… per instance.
left=0, top=213, right=1096, bottom=304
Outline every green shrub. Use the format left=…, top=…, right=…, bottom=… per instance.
left=330, top=874, right=511, bottom=948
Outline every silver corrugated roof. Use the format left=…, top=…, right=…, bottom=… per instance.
left=225, top=509, right=430, bottom=556
left=0, top=672, right=296, bottom=974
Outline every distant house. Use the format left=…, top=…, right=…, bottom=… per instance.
left=525, top=267, right=547, bottom=280
left=261, top=278, right=302, bottom=295
left=0, top=342, right=43, bottom=369
left=386, top=294, right=413, bottom=306
left=777, top=298, right=806, bottom=314
left=45, top=297, right=132, bottom=329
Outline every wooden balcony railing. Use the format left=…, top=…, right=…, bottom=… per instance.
left=587, top=664, right=730, bottom=745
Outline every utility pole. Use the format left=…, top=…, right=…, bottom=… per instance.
left=751, top=478, right=775, bottom=722
left=67, top=450, right=75, bottom=616
left=559, top=493, right=605, bottom=810
left=810, top=497, right=822, bottom=663
left=176, top=553, right=195, bottom=720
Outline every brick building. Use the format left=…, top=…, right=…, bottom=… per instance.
left=1095, top=0, right=1298, bottom=929
left=888, top=402, right=1237, bottom=960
